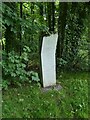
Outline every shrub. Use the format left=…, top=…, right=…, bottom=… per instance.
left=1, top=46, right=40, bottom=89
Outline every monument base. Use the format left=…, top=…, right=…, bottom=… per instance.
left=41, top=84, right=62, bottom=92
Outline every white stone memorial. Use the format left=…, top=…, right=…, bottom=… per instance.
left=41, top=34, right=58, bottom=87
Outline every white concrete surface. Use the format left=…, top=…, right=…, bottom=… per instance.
left=41, top=34, right=58, bottom=87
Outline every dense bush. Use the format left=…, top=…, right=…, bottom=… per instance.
left=1, top=46, right=40, bottom=90
left=57, top=52, right=88, bottom=71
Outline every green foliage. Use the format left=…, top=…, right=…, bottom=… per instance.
left=2, top=3, right=48, bottom=54
left=2, top=80, right=10, bottom=90
left=2, top=46, right=40, bottom=89
left=1, top=3, right=89, bottom=118
left=61, top=3, right=88, bottom=71
left=57, top=58, right=67, bottom=68
left=30, top=71, right=40, bottom=82
left=2, top=2, right=88, bottom=71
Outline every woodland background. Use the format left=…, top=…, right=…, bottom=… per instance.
left=1, top=2, right=89, bottom=118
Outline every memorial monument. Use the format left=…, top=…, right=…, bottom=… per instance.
left=41, top=34, right=58, bottom=87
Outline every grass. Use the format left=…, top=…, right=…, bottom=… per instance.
left=2, top=71, right=88, bottom=118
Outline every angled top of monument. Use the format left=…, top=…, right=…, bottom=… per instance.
left=43, top=33, right=58, bottom=39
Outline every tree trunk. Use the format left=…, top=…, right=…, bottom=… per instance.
left=20, top=2, right=22, bottom=56
left=70, top=3, right=78, bottom=60
left=4, top=2, right=16, bottom=54
left=51, top=2, right=55, bottom=32
left=57, top=2, right=68, bottom=58
left=87, top=3, right=90, bottom=71
left=47, top=3, right=52, bottom=32
left=5, top=25, right=14, bottom=54
left=30, top=3, right=34, bottom=44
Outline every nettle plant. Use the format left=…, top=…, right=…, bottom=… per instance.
left=2, top=46, right=40, bottom=89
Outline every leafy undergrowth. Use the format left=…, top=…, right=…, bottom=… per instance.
left=2, top=72, right=88, bottom=118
